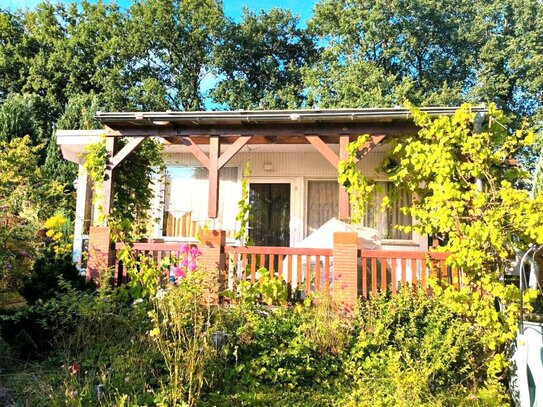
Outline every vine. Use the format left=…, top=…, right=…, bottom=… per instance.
left=384, top=103, right=540, bottom=378
left=337, top=135, right=377, bottom=224
left=81, top=136, right=164, bottom=240
left=81, top=135, right=107, bottom=224
left=235, top=162, right=252, bottom=245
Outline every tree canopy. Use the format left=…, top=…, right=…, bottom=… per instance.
left=0, top=0, right=541, bottom=212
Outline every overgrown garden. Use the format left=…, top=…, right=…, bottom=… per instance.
left=1, top=0, right=543, bottom=405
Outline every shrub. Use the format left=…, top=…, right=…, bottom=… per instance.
left=341, top=286, right=510, bottom=406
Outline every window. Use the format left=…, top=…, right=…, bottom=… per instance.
left=162, top=166, right=238, bottom=237
left=364, top=182, right=412, bottom=240
left=307, top=180, right=339, bottom=236
left=306, top=180, right=412, bottom=239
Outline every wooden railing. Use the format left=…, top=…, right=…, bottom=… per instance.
left=359, top=250, right=458, bottom=298
left=114, top=242, right=458, bottom=300
left=224, top=246, right=333, bottom=298
left=114, top=242, right=184, bottom=284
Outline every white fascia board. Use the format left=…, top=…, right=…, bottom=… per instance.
left=56, top=130, right=104, bottom=163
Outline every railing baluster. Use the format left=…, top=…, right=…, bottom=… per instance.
left=324, top=255, right=330, bottom=295
left=297, top=255, right=302, bottom=292
left=421, top=258, right=427, bottom=291
left=269, top=254, right=275, bottom=278
left=278, top=254, right=284, bottom=282
left=411, top=258, right=417, bottom=290
left=401, top=258, right=407, bottom=287
left=251, top=253, right=256, bottom=283
left=315, top=255, right=321, bottom=291
left=242, top=253, right=247, bottom=281
left=287, top=255, right=293, bottom=286
left=362, top=254, right=368, bottom=298
left=381, top=256, right=387, bottom=291
left=371, top=257, right=377, bottom=296
left=305, top=255, right=311, bottom=296
left=391, top=258, right=397, bottom=293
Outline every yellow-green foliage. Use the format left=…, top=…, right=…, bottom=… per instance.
left=339, top=103, right=542, bottom=382
left=235, top=162, right=252, bottom=244
left=337, top=134, right=376, bottom=223
left=388, top=104, right=540, bottom=274
left=389, top=104, right=541, bottom=376
left=43, top=213, right=73, bottom=257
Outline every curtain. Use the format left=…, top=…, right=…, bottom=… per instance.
left=307, top=180, right=339, bottom=236
left=164, top=166, right=239, bottom=236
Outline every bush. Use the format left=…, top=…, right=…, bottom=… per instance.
left=20, top=248, right=90, bottom=305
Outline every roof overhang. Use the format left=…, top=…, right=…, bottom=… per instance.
left=56, top=106, right=487, bottom=163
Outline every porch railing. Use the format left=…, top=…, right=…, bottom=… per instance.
left=224, top=246, right=333, bottom=298
left=358, top=250, right=458, bottom=298
left=115, top=242, right=458, bottom=300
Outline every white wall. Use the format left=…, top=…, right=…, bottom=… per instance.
left=158, top=144, right=427, bottom=251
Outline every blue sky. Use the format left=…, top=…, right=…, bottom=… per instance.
left=0, top=0, right=317, bottom=24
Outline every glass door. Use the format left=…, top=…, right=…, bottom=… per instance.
left=249, top=183, right=290, bottom=246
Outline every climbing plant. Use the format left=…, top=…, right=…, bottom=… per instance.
left=82, top=136, right=164, bottom=240
left=235, top=162, right=252, bottom=245
left=338, top=103, right=543, bottom=383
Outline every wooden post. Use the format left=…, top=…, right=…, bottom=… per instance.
left=333, top=231, right=359, bottom=308
left=208, top=136, right=220, bottom=218
left=102, top=137, right=116, bottom=218
left=339, top=135, right=350, bottom=220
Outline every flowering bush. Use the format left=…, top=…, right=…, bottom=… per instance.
left=43, top=213, right=73, bottom=257
left=118, top=243, right=203, bottom=301
left=164, top=243, right=202, bottom=282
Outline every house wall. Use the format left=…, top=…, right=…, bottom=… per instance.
left=158, top=145, right=428, bottom=251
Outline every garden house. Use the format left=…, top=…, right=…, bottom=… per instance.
left=57, top=107, right=486, bottom=304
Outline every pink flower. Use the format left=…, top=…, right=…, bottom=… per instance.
left=172, top=266, right=186, bottom=279
left=190, top=247, right=202, bottom=258
left=180, top=244, right=190, bottom=254
left=188, top=262, right=197, bottom=272
left=181, top=258, right=189, bottom=267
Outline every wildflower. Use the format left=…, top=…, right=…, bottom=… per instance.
left=155, top=288, right=166, bottom=299
left=189, top=247, right=202, bottom=258
left=68, top=362, right=80, bottom=375
left=188, top=262, right=197, bottom=272
left=180, top=243, right=190, bottom=253
left=172, top=266, right=186, bottom=279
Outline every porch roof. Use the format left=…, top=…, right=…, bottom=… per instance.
left=94, top=106, right=487, bottom=128
left=58, top=106, right=488, bottom=220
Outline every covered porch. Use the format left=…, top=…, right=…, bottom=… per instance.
left=57, top=107, right=481, bottom=303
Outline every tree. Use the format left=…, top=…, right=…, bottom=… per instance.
left=0, top=94, right=47, bottom=147
left=126, top=0, right=225, bottom=111
left=306, top=0, right=543, bottom=123
left=211, top=8, right=318, bottom=109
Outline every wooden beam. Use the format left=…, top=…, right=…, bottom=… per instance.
left=102, top=122, right=418, bottom=137
left=102, top=137, right=116, bottom=218
left=111, top=137, right=144, bottom=169
left=208, top=136, right=220, bottom=218
left=338, top=135, right=350, bottom=220
left=306, top=136, right=339, bottom=168
left=181, top=136, right=210, bottom=169
left=356, top=135, right=386, bottom=160
left=218, top=136, right=252, bottom=169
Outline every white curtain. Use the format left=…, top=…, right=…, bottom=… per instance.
left=164, top=166, right=239, bottom=235
left=307, top=180, right=339, bottom=236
